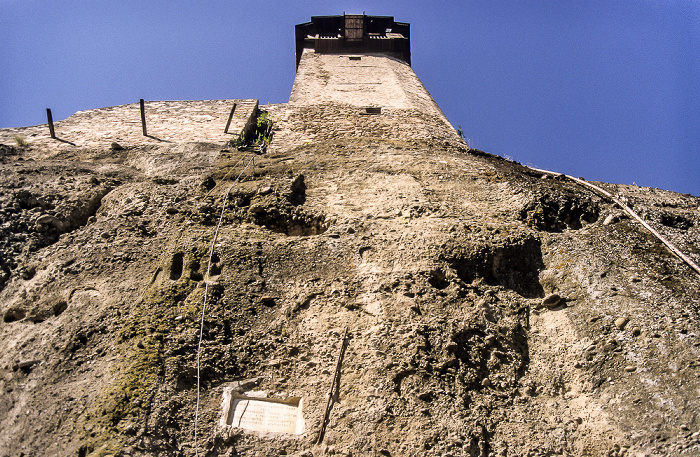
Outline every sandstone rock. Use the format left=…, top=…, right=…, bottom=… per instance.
left=17, top=359, right=39, bottom=370
left=615, top=317, right=629, bottom=330
left=603, top=214, right=619, bottom=226
left=36, top=214, right=63, bottom=230
left=0, top=18, right=698, bottom=457
left=418, top=391, right=433, bottom=402
left=604, top=339, right=618, bottom=351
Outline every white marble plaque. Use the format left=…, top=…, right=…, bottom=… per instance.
left=221, top=390, right=304, bottom=435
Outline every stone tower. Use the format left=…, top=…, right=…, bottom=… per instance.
left=282, top=14, right=460, bottom=147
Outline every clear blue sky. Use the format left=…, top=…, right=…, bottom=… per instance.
left=2, top=1, right=699, bottom=196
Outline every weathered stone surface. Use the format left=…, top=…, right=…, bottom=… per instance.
left=0, top=22, right=699, bottom=457
left=603, top=214, right=619, bottom=226
left=0, top=99, right=258, bottom=152
left=615, top=317, right=630, bottom=330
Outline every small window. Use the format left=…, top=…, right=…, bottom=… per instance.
left=349, top=56, right=361, bottom=61
left=364, top=107, right=382, bottom=115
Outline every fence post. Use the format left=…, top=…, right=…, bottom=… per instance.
left=46, top=108, right=56, bottom=139
left=140, top=99, right=147, bottom=136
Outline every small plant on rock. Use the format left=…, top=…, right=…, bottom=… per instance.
left=14, top=135, right=28, bottom=148
left=229, top=110, right=274, bottom=148
left=253, top=112, right=273, bottom=145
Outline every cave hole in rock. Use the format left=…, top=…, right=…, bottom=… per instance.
left=170, top=253, right=184, bottom=280
left=53, top=300, right=68, bottom=317
left=448, top=237, right=545, bottom=298
left=660, top=213, right=693, bottom=230
left=359, top=246, right=372, bottom=260
left=520, top=192, right=599, bottom=232
left=288, top=175, right=306, bottom=206
left=3, top=308, right=26, bottom=323
left=253, top=210, right=328, bottom=236
left=209, top=253, right=222, bottom=276
left=189, top=257, right=204, bottom=281
left=233, top=193, right=252, bottom=208
left=428, top=268, right=450, bottom=290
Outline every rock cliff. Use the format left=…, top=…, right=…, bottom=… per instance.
left=1, top=24, right=699, bottom=457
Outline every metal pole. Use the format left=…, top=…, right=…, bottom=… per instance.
left=224, top=103, right=237, bottom=134
left=46, top=108, right=56, bottom=139
left=140, top=99, right=147, bottom=136
left=317, top=327, right=349, bottom=445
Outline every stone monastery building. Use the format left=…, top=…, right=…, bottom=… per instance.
left=0, top=14, right=462, bottom=153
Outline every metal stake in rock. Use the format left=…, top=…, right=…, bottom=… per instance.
left=140, top=98, right=147, bottom=136
left=317, top=326, right=350, bottom=445
left=224, top=102, right=237, bottom=134
left=46, top=108, right=56, bottom=139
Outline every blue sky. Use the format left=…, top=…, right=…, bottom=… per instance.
left=2, top=1, right=699, bottom=196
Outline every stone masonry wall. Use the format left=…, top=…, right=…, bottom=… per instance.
left=1, top=51, right=462, bottom=158
left=0, top=99, right=258, bottom=153
left=290, top=50, right=450, bottom=117
left=268, top=102, right=462, bottom=150
left=282, top=49, right=461, bottom=149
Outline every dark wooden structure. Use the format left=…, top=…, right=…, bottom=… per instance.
left=295, top=14, right=411, bottom=69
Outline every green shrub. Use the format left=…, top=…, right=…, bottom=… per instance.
left=229, top=111, right=273, bottom=148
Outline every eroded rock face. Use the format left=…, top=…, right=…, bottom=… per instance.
left=0, top=111, right=699, bottom=457
left=0, top=167, right=115, bottom=293
left=519, top=188, right=600, bottom=232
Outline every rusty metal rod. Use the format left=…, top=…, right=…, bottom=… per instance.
left=140, top=99, right=147, bottom=136
left=46, top=108, right=56, bottom=139
left=224, top=103, right=237, bottom=134
left=317, top=327, right=349, bottom=445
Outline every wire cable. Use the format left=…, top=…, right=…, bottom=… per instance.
left=529, top=167, right=700, bottom=276
left=194, top=154, right=256, bottom=456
